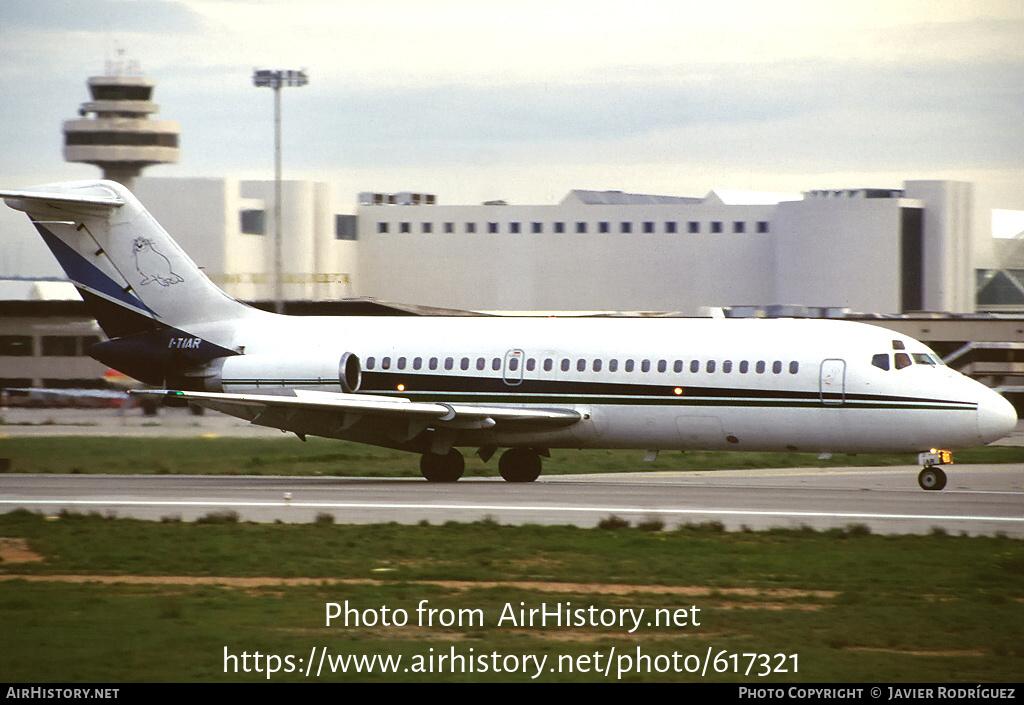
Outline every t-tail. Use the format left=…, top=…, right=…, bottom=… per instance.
left=1, top=180, right=266, bottom=387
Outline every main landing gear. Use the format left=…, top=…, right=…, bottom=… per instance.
left=498, top=448, right=543, bottom=483
left=917, top=449, right=952, bottom=491
left=419, top=449, right=464, bottom=483
left=418, top=447, right=544, bottom=483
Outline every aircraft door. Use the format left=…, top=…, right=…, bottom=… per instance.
left=819, top=359, right=846, bottom=405
left=503, top=349, right=524, bottom=386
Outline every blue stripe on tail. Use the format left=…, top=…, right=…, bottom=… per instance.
left=34, top=221, right=155, bottom=316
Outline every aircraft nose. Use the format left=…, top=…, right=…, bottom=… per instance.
left=977, top=390, right=1017, bottom=443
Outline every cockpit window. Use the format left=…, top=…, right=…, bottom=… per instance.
left=892, top=340, right=905, bottom=350
left=874, top=350, right=941, bottom=371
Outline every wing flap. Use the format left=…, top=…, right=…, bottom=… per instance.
left=130, top=389, right=581, bottom=432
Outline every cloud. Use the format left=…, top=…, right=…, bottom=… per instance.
left=1, top=0, right=1021, bottom=201
left=1, top=0, right=204, bottom=34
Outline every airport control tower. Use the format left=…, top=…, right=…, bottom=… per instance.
left=63, top=56, right=179, bottom=191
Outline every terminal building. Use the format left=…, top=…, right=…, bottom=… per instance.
left=125, top=177, right=978, bottom=315
left=356, top=181, right=975, bottom=315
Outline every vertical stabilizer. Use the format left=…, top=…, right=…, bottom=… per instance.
left=1, top=180, right=256, bottom=338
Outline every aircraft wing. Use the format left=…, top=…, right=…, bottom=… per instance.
left=2, top=387, right=131, bottom=408
left=130, top=388, right=581, bottom=438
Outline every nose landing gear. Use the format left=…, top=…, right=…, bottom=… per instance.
left=917, top=450, right=951, bottom=491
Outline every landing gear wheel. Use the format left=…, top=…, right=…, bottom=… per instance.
left=498, top=448, right=542, bottom=483
left=420, top=449, right=464, bottom=482
left=918, top=466, right=947, bottom=491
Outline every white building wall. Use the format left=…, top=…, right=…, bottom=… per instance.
left=241, top=181, right=312, bottom=301
left=905, top=180, right=974, bottom=313
left=134, top=177, right=231, bottom=281
left=134, top=177, right=357, bottom=302
left=356, top=201, right=776, bottom=313
left=224, top=190, right=270, bottom=302
left=239, top=180, right=356, bottom=301
left=314, top=183, right=358, bottom=300
left=773, top=195, right=904, bottom=313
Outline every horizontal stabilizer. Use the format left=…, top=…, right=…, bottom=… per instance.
left=0, top=185, right=125, bottom=214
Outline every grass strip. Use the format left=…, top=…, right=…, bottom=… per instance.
left=1, top=436, right=1022, bottom=476
left=1, top=510, right=1022, bottom=682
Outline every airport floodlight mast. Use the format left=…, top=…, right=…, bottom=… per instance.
left=252, top=68, right=309, bottom=314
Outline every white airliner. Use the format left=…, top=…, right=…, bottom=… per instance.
left=2, top=180, right=1016, bottom=490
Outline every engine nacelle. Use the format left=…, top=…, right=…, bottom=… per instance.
left=211, top=351, right=361, bottom=393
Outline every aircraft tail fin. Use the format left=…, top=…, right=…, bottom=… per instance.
left=1, top=180, right=255, bottom=338
left=2, top=180, right=262, bottom=386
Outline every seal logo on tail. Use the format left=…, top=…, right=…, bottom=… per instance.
left=132, top=237, right=183, bottom=286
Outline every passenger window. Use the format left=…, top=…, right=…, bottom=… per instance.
left=723, top=360, right=732, bottom=373
left=577, top=359, right=586, bottom=372
left=544, top=358, right=553, bottom=372
left=382, top=357, right=391, bottom=370
left=872, top=354, right=890, bottom=371
left=561, top=358, right=570, bottom=372
left=658, top=360, right=667, bottom=373
left=366, top=356, right=376, bottom=370
left=756, top=361, right=766, bottom=374
left=526, top=358, right=536, bottom=372
left=445, top=357, right=454, bottom=370
left=789, top=361, right=799, bottom=374
left=413, top=357, right=422, bottom=370
left=509, top=358, right=519, bottom=371
left=492, top=358, right=501, bottom=371
left=460, top=357, right=470, bottom=370
left=641, top=360, right=651, bottom=373
left=429, top=357, right=438, bottom=370
left=739, top=361, right=749, bottom=373
left=397, top=357, right=407, bottom=370
left=476, top=357, right=486, bottom=371
left=772, top=361, right=782, bottom=374
left=706, top=360, right=716, bottom=373
left=674, top=360, right=683, bottom=373
left=609, top=359, right=618, bottom=372
left=690, top=360, right=699, bottom=373
left=625, top=359, right=635, bottom=372
left=593, top=359, right=602, bottom=372
left=894, top=353, right=912, bottom=370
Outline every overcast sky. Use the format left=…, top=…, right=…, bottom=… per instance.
left=2, top=0, right=1023, bottom=274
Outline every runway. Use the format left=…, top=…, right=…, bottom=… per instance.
left=2, top=464, right=1022, bottom=536
left=2, top=407, right=1023, bottom=536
